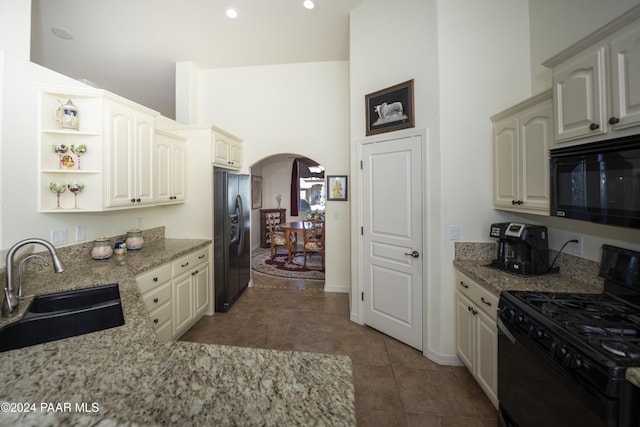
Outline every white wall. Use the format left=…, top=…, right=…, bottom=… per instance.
left=0, top=0, right=31, bottom=61
left=529, top=0, right=640, bottom=93
left=180, top=61, right=351, bottom=292
left=350, top=0, right=531, bottom=361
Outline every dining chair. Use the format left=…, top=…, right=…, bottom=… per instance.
left=266, top=214, right=295, bottom=260
left=302, top=219, right=324, bottom=269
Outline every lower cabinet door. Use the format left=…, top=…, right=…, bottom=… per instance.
left=476, top=308, right=499, bottom=407
left=455, top=293, right=474, bottom=369
left=173, top=273, right=194, bottom=336
left=194, top=265, right=210, bottom=316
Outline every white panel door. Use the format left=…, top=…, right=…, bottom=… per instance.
left=362, top=134, right=423, bottom=350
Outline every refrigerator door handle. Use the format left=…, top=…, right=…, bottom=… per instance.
left=236, top=194, right=245, bottom=256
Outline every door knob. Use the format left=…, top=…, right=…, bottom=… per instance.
left=405, top=250, right=420, bottom=258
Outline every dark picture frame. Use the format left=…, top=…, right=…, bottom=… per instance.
left=251, top=175, right=262, bottom=209
left=327, top=175, right=348, bottom=201
left=365, top=79, right=415, bottom=136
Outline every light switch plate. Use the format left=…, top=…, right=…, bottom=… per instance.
left=449, top=225, right=460, bottom=241
left=51, top=229, right=68, bottom=246
left=75, top=225, right=86, bottom=242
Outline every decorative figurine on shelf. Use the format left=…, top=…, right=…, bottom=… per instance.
left=52, top=144, right=68, bottom=169
left=275, top=194, right=282, bottom=209
left=49, top=182, right=66, bottom=208
left=67, top=183, right=84, bottom=209
left=55, top=99, right=79, bottom=130
left=70, top=144, right=87, bottom=169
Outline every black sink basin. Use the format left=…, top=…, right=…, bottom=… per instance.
left=0, top=283, right=125, bottom=352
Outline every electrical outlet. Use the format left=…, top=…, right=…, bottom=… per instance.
left=136, top=217, right=143, bottom=229
left=570, top=235, right=583, bottom=255
left=51, top=229, right=68, bottom=246
left=449, top=225, right=460, bottom=241
left=75, top=225, right=86, bottom=242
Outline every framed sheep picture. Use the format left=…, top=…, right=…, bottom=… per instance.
left=365, top=79, right=415, bottom=136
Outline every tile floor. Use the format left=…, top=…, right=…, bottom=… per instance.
left=180, top=271, right=498, bottom=426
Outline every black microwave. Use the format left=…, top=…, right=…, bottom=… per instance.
left=550, top=135, right=640, bottom=229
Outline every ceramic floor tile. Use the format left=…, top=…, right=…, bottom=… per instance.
left=180, top=273, right=498, bottom=426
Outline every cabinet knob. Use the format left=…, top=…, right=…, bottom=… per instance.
left=130, top=198, right=136, bottom=203
left=589, top=123, right=600, bottom=131
left=181, top=262, right=189, bottom=268
left=609, top=117, right=620, bottom=125
left=481, top=297, right=492, bottom=307
left=153, top=277, right=158, bottom=282
left=460, top=281, right=469, bottom=289
left=136, top=198, right=141, bottom=203
left=153, top=318, right=159, bottom=324
left=153, top=298, right=159, bottom=303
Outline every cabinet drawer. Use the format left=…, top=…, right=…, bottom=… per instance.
left=136, top=263, right=171, bottom=294
left=154, top=319, right=173, bottom=342
left=173, top=248, right=209, bottom=275
left=142, top=281, right=171, bottom=312
left=456, top=271, right=499, bottom=320
left=148, top=300, right=172, bottom=330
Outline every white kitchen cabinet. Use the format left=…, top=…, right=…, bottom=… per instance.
left=136, top=246, right=211, bottom=341
left=154, top=129, right=187, bottom=204
left=172, top=246, right=211, bottom=338
left=212, top=128, right=243, bottom=170
left=105, top=98, right=156, bottom=208
left=455, top=270, right=499, bottom=408
left=492, top=91, right=551, bottom=215
left=543, top=9, right=640, bottom=146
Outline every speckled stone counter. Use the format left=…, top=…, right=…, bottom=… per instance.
left=453, top=242, right=640, bottom=390
left=0, top=231, right=355, bottom=426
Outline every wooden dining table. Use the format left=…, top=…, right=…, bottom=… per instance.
left=280, top=221, right=305, bottom=262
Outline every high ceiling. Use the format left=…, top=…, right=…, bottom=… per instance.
left=30, top=0, right=362, bottom=119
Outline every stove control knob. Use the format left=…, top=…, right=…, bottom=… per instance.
left=553, top=343, right=567, bottom=359
left=570, top=356, right=583, bottom=370
left=563, top=353, right=573, bottom=367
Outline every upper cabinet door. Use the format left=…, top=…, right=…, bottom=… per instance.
left=519, top=99, right=552, bottom=212
left=493, top=117, right=519, bottom=209
left=552, top=47, right=606, bottom=143
left=105, top=102, right=135, bottom=207
left=609, top=20, right=640, bottom=130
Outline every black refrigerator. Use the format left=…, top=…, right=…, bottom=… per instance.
left=213, top=169, right=250, bottom=312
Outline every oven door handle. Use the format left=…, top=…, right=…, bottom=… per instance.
left=497, top=317, right=517, bottom=344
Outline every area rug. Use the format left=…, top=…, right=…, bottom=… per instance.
left=251, top=248, right=325, bottom=280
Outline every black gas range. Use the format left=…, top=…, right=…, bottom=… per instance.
left=497, top=244, right=640, bottom=427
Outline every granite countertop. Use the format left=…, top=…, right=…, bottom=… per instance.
left=0, top=238, right=355, bottom=426
left=453, top=259, right=603, bottom=296
left=453, top=256, right=640, bottom=390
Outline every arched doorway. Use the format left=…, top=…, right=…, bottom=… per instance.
left=249, top=153, right=325, bottom=289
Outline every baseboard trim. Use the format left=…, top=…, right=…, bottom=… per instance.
left=324, top=284, right=349, bottom=293
left=424, top=349, right=464, bottom=366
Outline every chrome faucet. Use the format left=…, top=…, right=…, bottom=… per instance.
left=2, top=238, right=66, bottom=317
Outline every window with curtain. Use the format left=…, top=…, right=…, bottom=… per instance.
left=290, top=157, right=325, bottom=216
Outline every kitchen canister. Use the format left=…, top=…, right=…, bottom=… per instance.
left=125, top=229, right=144, bottom=250
left=91, top=237, right=113, bottom=260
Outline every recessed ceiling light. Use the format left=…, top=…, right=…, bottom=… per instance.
left=303, top=0, right=315, bottom=10
left=51, top=26, right=73, bottom=40
left=226, top=8, right=238, bottom=19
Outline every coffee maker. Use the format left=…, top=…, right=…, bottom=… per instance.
left=489, top=222, right=555, bottom=276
